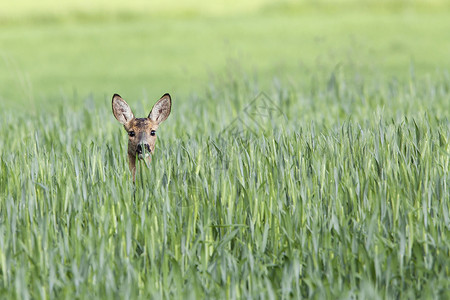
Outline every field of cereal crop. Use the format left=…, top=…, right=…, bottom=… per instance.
left=0, top=1, right=449, bottom=298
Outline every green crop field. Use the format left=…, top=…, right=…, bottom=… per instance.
left=0, top=0, right=449, bottom=299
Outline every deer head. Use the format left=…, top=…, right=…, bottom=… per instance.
left=112, top=93, right=172, bottom=181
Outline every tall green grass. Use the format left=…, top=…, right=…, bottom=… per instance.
left=0, top=72, right=448, bottom=298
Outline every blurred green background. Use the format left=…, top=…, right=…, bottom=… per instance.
left=1, top=0, right=450, bottom=111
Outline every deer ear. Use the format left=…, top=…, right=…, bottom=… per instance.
left=148, top=93, right=171, bottom=124
left=112, top=94, right=134, bottom=125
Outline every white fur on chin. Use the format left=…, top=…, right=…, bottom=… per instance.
left=138, top=153, right=151, bottom=160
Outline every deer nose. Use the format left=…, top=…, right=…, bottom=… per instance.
left=136, top=143, right=151, bottom=154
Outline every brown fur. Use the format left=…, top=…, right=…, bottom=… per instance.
left=112, top=94, right=171, bottom=182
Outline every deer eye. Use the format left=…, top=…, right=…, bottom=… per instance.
left=150, top=130, right=156, bottom=136
left=128, top=131, right=135, bottom=137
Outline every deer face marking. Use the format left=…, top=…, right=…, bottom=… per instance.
left=112, top=93, right=171, bottom=181
left=125, top=118, right=156, bottom=160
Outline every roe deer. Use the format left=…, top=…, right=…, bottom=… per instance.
left=112, top=93, right=172, bottom=182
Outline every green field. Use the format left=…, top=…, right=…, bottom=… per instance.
left=1, top=1, right=450, bottom=299
left=2, top=0, right=450, bottom=110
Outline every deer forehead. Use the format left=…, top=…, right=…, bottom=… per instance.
left=126, top=118, right=158, bottom=132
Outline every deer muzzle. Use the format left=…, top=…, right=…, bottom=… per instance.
left=136, top=143, right=151, bottom=159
